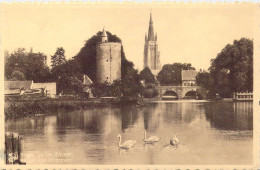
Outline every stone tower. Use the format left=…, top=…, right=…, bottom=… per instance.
left=143, top=13, right=161, bottom=71
left=96, top=28, right=121, bottom=84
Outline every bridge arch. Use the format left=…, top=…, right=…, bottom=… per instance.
left=184, top=90, right=201, bottom=99
left=162, top=90, right=178, bottom=100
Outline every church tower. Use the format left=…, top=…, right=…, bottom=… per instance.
left=143, top=13, right=161, bottom=71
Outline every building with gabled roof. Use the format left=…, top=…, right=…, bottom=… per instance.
left=83, top=74, right=94, bottom=98
left=83, top=74, right=93, bottom=86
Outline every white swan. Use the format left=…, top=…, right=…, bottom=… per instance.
left=117, top=134, right=136, bottom=149
left=170, top=134, right=179, bottom=147
left=143, top=130, right=160, bottom=143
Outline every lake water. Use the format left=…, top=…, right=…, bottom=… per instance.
left=5, top=101, right=253, bottom=165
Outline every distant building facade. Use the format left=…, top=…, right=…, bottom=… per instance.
left=143, top=13, right=161, bottom=71
left=96, top=28, right=121, bottom=84
left=33, top=82, right=56, bottom=98
left=181, top=70, right=197, bottom=86
left=5, top=80, right=56, bottom=98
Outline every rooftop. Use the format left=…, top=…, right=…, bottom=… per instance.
left=83, top=75, right=93, bottom=86
left=5, top=80, right=33, bottom=91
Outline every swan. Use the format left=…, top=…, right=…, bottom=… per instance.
left=117, top=134, right=136, bottom=149
left=170, top=134, right=179, bottom=147
left=143, top=130, right=160, bottom=143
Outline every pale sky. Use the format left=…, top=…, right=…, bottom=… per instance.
left=0, top=4, right=256, bottom=71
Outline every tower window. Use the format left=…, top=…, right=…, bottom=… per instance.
left=107, top=77, right=108, bottom=79
left=106, top=59, right=109, bottom=62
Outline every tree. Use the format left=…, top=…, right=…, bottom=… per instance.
left=110, top=80, right=122, bottom=97
left=157, top=63, right=195, bottom=85
left=196, top=70, right=214, bottom=98
left=209, top=38, right=253, bottom=97
left=51, top=59, right=83, bottom=94
left=51, top=47, right=66, bottom=68
left=196, top=71, right=213, bottom=90
left=142, top=84, right=158, bottom=98
left=91, top=82, right=111, bottom=98
left=121, top=67, right=143, bottom=97
left=25, top=52, right=51, bottom=82
left=139, top=67, right=155, bottom=84
left=5, top=48, right=51, bottom=82
left=10, top=70, right=26, bottom=81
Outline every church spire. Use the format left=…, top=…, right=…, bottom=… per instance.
left=148, top=12, right=154, bottom=41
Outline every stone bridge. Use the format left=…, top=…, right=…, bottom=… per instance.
left=158, top=85, right=204, bottom=99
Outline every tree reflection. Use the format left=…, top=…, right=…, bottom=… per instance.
left=204, top=102, right=253, bottom=131
left=120, top=105, right=138, bottom=132
left=142, top=104, right=160, bottom=132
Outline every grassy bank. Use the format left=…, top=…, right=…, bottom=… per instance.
left=4, top=98, right=120, bottom=119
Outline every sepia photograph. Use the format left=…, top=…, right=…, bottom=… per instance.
left=0, top=3, right=259, bottom=168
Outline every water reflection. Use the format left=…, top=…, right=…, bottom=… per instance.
left=204, top=102, right=253, bottom=131
left=5, top=101, right=253, bottom=164
left=120, top=105, right=138, bottom=132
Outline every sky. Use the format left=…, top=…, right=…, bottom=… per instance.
left=0, top=3, right=256, bottom=71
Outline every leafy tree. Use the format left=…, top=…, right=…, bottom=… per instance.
left=25, top=52, right=51, bottom=82
left=209, top=38, right=253, bottom=97
left=90, top=80, right=122, bottom=98
left=196, top=70, right=214, bottom=98
left=110, top=80, right=122, bottom=97
left=196, top=70, right=214, bottom=90
left=5, top=48, right=51, bottom=82
left=69, top=76, right=84, bottom=94
left=51, top=47, right=66, bottom=68
left=121, top=67, right=143, bottom=97
left=142, top=84, right=158, bottom=98
left=51, top=59, right=83, bottom=94
left=157, top=63, right=195, bottom=85
left=10, top=70, right=26, bottom=81
left=139, top=67, right=155, bottom=84
left=91, top=82, right=111, bottom=98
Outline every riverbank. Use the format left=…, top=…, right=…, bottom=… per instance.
left=4, top=97, right=235, bottom=119
left=4, top=98, right=122, bottom=119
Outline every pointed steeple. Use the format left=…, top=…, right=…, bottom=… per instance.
left=148, top=12, right=154, bottom=41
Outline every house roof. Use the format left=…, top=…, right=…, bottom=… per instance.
left=5, top=81, right=33, bottom=91
left=182, top=70, right=197, bottom=81
left=83, top=75, right=93, bottom=85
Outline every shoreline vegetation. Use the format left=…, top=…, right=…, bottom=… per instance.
left=5, top=97, right=236, bottom=120
left=4, top=97, right=146, bottom=120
